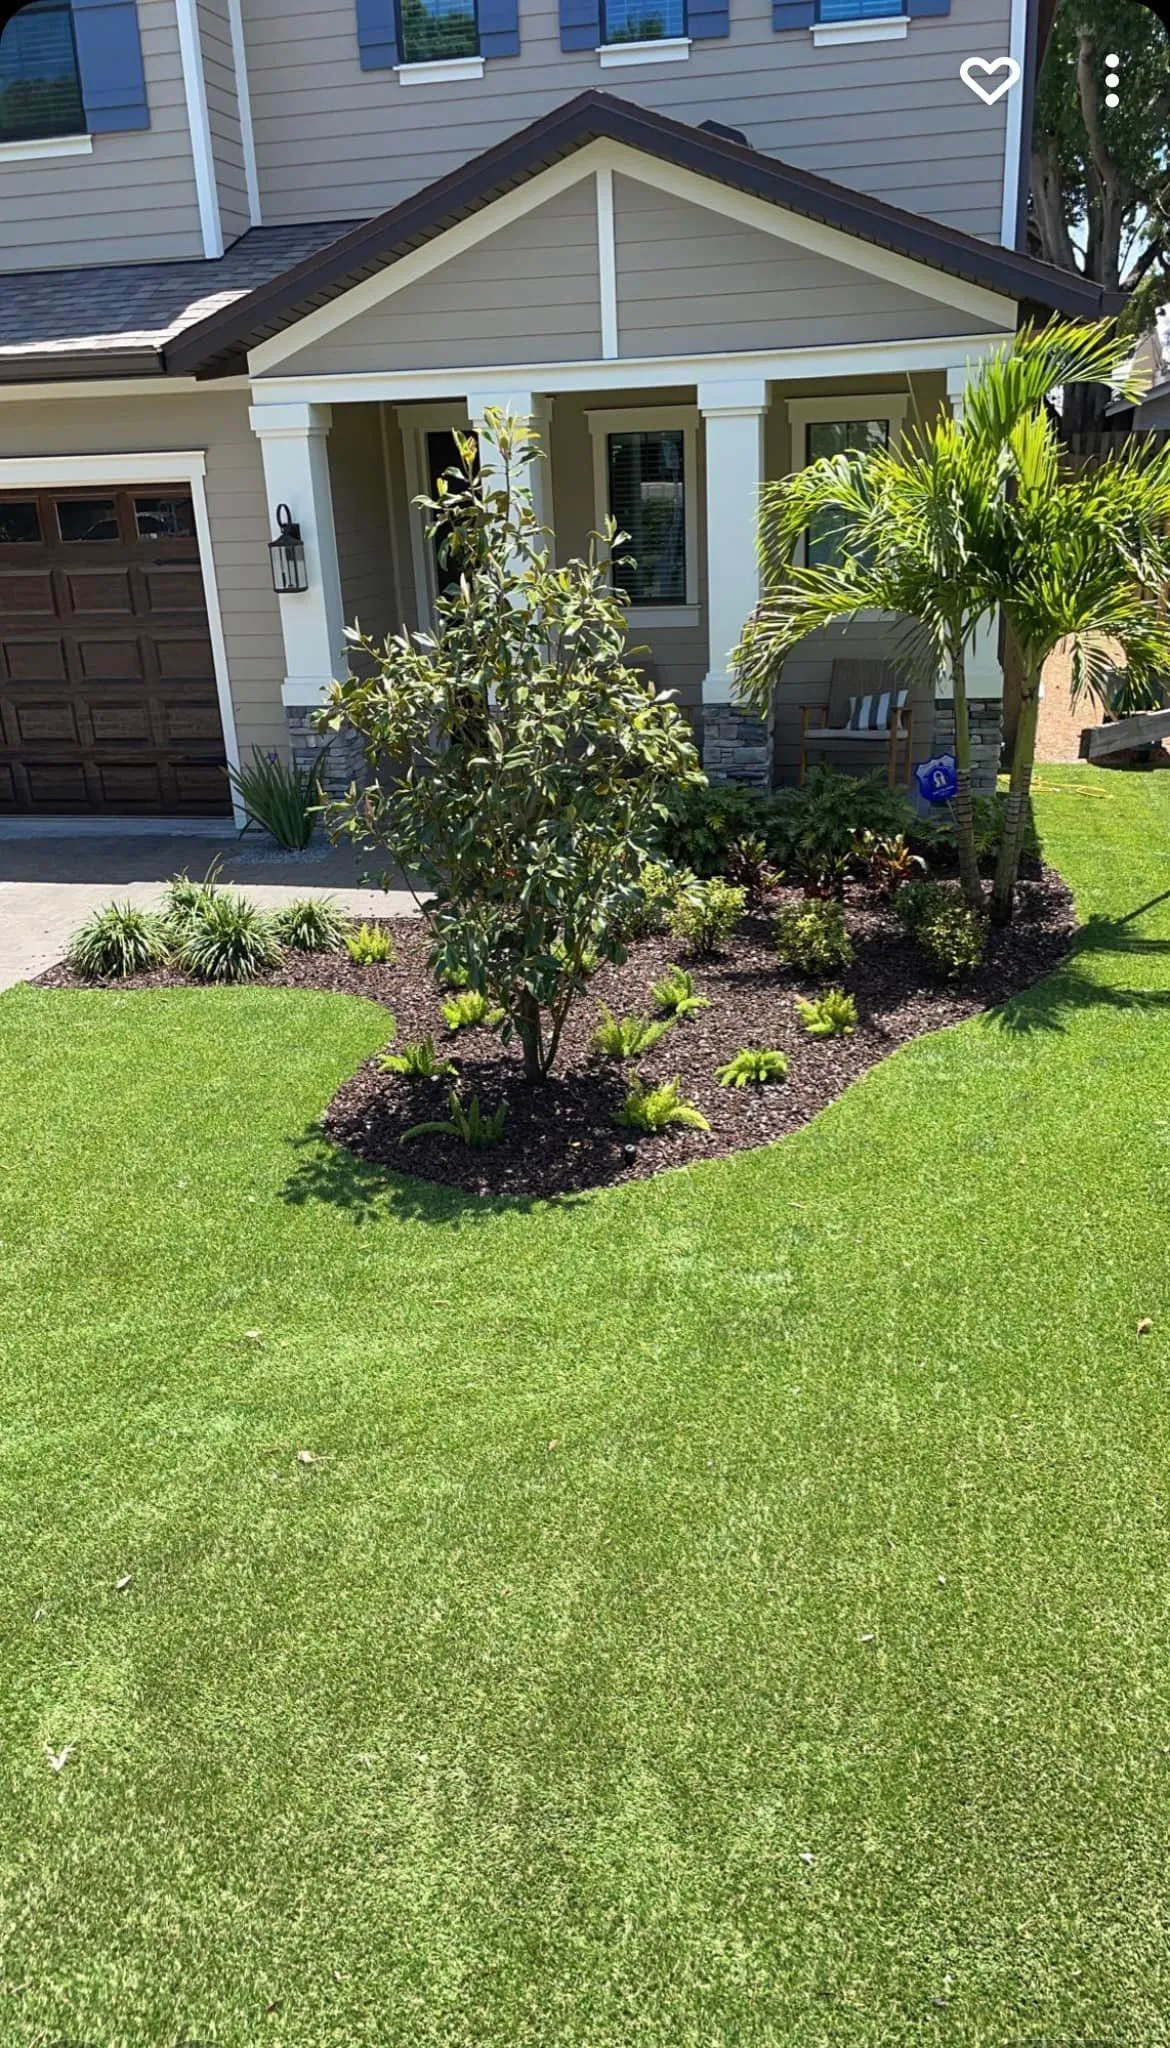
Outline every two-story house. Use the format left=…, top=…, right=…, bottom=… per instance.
left=0, top=0, right=1114, bottom=818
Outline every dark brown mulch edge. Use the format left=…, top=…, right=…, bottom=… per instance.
left=38, top=865, right=1077, bottom=1202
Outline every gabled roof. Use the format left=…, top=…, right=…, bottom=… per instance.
left=167, top=89, right=1121, bottom=381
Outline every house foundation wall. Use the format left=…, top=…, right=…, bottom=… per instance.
left=930, top=697, right=1003, bottom=793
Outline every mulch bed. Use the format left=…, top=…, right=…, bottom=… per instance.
left=38, top=865, right=1077, bottom=1201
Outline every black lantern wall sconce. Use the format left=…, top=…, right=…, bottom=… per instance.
left=268, top=503, right=308, bottom=594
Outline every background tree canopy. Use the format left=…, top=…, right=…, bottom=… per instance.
left=1031, top=0, right=1170, bottom=320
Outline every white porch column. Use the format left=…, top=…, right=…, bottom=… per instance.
left=248, top=400, right=346, bottom=707
left=465, top=388, right=554, bottom=545
left=698, top=377, right=770, bottom=787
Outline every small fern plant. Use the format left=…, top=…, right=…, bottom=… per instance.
left=177, top=892, right=282, bottom=983
left=401, top=1090, right=507, bottom=1148
left=614, top=1076, right=710, bottom=1134
left=592, top=1006, right=673, bottom=1060
left=795, top=988, right=858, bottom=1037
left=651, top=964, right=710, bottom=1021
left=441, top=988, right=504, bottom=1032
left=68, top=902, right=169, bottom=980
left=345, top=923, right=395, bottom=965
left=716, top=1047, right=790, bottom=1089
left=272, top=896, right=348, bottom=952
left=380, top=1035, right=457, bottom=1080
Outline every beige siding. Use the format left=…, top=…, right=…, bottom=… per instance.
left=243, top=0, right=1012, bottom=242
left=613, top=178, right=998, bottom=358
left=329, top=402, right=400, bottom=649
left=277, top=182, right=603, bottom=377
left=771, top=619, right=936, bottom=784
left=0, top=0, right=203, bottom=272
left=0, top=386, right=286, bottom=756
left=199, top=0, right=251, bottom=245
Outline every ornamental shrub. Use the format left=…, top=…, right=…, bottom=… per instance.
left=177, top=892, right=282, bottom=983
left=773, top=898, right=853, bottom=977
left=894, top=879, right=987, bottom=980
left=68, top=902, right=169, bottom=980
left=318, top=412, right=701, bottom=1081
left=669, top=877, right=746, bottom=957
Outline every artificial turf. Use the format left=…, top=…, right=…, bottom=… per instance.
left=1, top=762, right=1168, bottom=2047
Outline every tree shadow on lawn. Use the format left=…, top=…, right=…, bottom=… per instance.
left=986, top=889, right=1170, bottom=1037
left=278, top=1126, right=573, bottom=1226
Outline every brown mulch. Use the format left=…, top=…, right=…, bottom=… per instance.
left=39, top=866, right=1077, bottom=1201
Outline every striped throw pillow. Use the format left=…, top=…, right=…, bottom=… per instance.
left=847, top=687, right=908, bottom=732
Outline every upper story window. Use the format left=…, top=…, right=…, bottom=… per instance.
left=0, top=0, right=85, bottom=145
left=816, top=0, right=904, bottom=18
left=399, top=0, right=479, bottom=62
left=602, top=0, right=685, bottom=40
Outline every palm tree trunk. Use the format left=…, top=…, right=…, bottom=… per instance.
left=948, top=637, right=984, bottom=912
left=990, top=661, right=1041, bottom=926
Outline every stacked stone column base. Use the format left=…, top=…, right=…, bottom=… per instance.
left=929, top=698, right=1003, bottom=795
left=696, top=704, right=772, bottom=790
left=284, top=707, right=366, bottom=798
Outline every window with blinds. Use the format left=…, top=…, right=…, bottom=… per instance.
left=399, top=0, right=480, bottom=61
left=607, top=428, right=687, bottom=607
left=0, top=0, right=85, bottom=143
left=602, top=0, right=686, bottom=41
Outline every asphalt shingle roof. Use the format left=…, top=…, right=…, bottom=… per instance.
left=0, top=221, right=358, bottom=376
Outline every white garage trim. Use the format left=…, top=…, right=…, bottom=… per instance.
left=0, top=448, right=243, bottom=823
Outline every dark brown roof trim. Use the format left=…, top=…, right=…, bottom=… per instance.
left=0, top=348, right=164, bottom=383
left=167, top=89, right=1121, bottom=380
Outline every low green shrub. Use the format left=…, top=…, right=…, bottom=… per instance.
left=716, top=1047, right=789, bottom=1088
left=272, top=896, right=348, bottom=952
left=773, top=899, right=853, bottom=977
left=614, top=1076, right=710, bottom=1134
left=894, top=879, right=987, bottom=980
left=68, top=902, right=169, bottom=980
left=795, top=988, right=858, bottom=1037
left=593, top=1006, right=673, bottom=1060
left=401, top=1090, right=507, bottom=1148
left=229, top=746, right=325, bottom=850
left=669, top=878, right=746, bottom=957
left=161, top=863, right=223, bottom=937
left=177, top=893, right=282, bottom=983
left=650, top=964, right=709, bottom=1021
left=345, top=923, right=395, bottom=966
left=656, top=782, right=777, bottom=876
left=379, top=1035, right=456, bottom=1080
left=441, top=988, right=504, bottom=1032
left=617, top=859, right=698, bottom=941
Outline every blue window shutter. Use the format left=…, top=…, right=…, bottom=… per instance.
left=773, top=0, right=814, bottom=22
left=71, top=0, right=149, bottom=133
left=689, top=0, right=730, bottom=36
left=560, top=0, right=601, bottom=51
left=479, top=0, right=520, bottom=56
left=906, top=0, right=949, bottom=15
left=356, top=0, right=399, bottom=67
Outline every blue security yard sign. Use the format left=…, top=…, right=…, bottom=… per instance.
left=914, top=753, right=959, bottom=804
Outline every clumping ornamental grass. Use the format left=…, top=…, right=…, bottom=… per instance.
left=3, top=766, right=1170, bottom=2044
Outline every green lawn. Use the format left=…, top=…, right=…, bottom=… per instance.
left=2, top=765, right=1170, bottom=2047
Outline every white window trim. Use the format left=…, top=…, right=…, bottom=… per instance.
left=397, top=402, right=473, bottom=628
left=587, top=405, right=699, bottom=629
left=397, top=54, right=485, bottom=83
left=786, top=392, right=908, bottom=592
left=598, top=36, right=691, bottom=64
left=0, top=448, right=242, bottom=821
left=811, top=14, right=907, bottom=41
left=0, top=132, right=93, bottom=162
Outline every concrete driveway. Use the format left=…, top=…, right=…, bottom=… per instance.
left=0, top=820, right=419, bottom=991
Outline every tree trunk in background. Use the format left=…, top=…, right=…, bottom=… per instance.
left=991, top=671, right=1042, bottom=925
left=948, top=639, right=985, bottom=911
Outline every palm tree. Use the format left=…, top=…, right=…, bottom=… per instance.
left=984, top=406, right=1170, bottom=922
left=734, top=322, right=1168, bottom=919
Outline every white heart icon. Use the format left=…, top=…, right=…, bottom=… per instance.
left=959, top=55, right=1021, bottom=106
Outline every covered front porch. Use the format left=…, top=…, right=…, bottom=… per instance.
left=250, top=353, right=1006, bottom=795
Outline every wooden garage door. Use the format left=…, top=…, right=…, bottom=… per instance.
left=0, top=485, right=230, bottom=814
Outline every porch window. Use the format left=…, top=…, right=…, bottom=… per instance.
left=805, top=416, right=889, bottom=568
left=607, top=428, right=687, bottom=606
left=0, top=0, right=85, bottom=144
left=602, top=0, right=686, bottom=40
left=398, top=0, right=479, bottom=62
